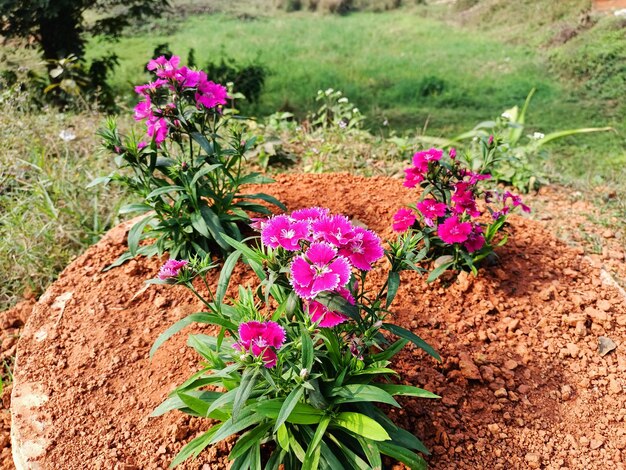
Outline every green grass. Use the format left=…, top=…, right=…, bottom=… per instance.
left=86, top=5, right=624, bottom=187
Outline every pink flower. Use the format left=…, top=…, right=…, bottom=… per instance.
left=437, top=216, right=472, bottom=244
left=261, top=215, right=309, bottom=251
left=392, top=207, right=416, bottom=232
left=134, top=79, right=168, bottom=97
left=134, top=97, right=152, bottom=121
left=290, top=207, right=329, bottom=222
left=416, top=199, right=447, bottom=227
left=147, top=55, right=182, bottom=79
left=488, top=135, right=494, bottom=145
left=157, top=259, right=188, bottom=280
left=249, top=217, right=266, bottom=231
left=307, top=287, right=354, bottom=328
left=464, top=225, right=485, bottom=253
left=403, top=166, right=424, bottom=188
left=338, top=227, right=384, bottom=271
left=195, top=81, right=228, bottom=109
left=504, top=191, right=531, bottom=213
left=449, top=147, right=457, bottom=159
left=234, top=321, right=285, bottom=368
left=412, top=148, right=443, bottom=173
left=137, top=141, right=148, bottom=150
left=452, top=182, right=480, bottom=217
left=147, top=117, right=168, bottom=145
left=290, top=242, right=351, bottom=299
left=311, top=214, right=354, bottom=247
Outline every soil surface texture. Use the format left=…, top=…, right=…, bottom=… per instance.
left=6, top=173, right=626, bottom=470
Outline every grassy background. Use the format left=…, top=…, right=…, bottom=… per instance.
left=0, top=0, right=624, bottom=310
left=87, top=2, right=625, bottom=184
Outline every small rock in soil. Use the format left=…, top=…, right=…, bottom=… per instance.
left=598, top=336, right=617, bottom=356
left=458, top=352, right=482, bottom=380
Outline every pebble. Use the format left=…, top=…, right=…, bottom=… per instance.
left=590, top=438, right=605, bottom=450
left=487, top=423, right=500, bottom=434
left=503, top=359, right=519, bottom=370
left=566, top=342, right=580, bottom=358
left=525, top=452, right=542, bottom=468
left=609, top=379, right=622, bottom=394
left=561, top=385, right=573, bottom=401
left=458, top=352, right=482, bottom=380
left=494, top=388, right=508, bottom=398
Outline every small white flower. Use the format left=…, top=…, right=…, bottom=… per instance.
left=532, top=132, right=545, bottom=140
left=299, top=368, right=309, bottom=379
left=338, top=97, right=349, bottom=103
left=239, top=353, right=248, bottom=361
left=325, top=88, right=334, bottom=95
left=59, top=129, right=76, bottom=142
left=501, top=112, right=512, bottom=120
left=338, top=120, right=347, bottom=129
left=352, top=108, right=359, bottom=114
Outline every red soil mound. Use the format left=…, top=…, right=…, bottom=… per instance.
left=10, top=174, right=626, bottom=469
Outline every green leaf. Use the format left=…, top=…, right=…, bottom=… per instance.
left=118, top=203, right=152, bottom=215
left=150, top=312, right=236, bottom=358
left=191, top=132, right=213, bottom=155
left=151, top=390, right=221, bottom=417
left=190, top=209, right=210, bottom=238
left=208, top=407, right=262, bottom=446
left=537, top=126, right=614, bottom=147
left=233, top=368, right=259, bottom=421
left=190, top=163, right=222, bottom=185
left=426, top=261, right=454, bottom=283
left=382, top=323, right=441, bottom=362
left=238, top=172, right=275, bottom=185
left=221, top=234, right=265, bottom=266
left=273, top=387, right=305, bottom=433
left=386, top=271, right=400, bottom=308
left=127, top=214, right=155, bottom=256
left=376, top=384, right=439, bottom=399
left=146, top=185, right=185, bottom=200
left=378, top=442, right=427, bottom=470
left=301, top=330, right=314, bottom=371
left=357, top=437, right=382, bottom=470
left=332, top=412, right=390, bottom=442
left=303, top=415, right=331, bottom=470
left=315, top=291, right=360, bottom=321
left=252, top=399, right=323, bottom=424
left=277, top=424, right=290, bottom=451
left=370, top=339, right=408, bottom=362
left=229, top=421, right=273, bottom=460
left=169, top=425, right=222, bottom=468
left=332, top=384, right=399, bottom=407
left=200, top=205, right=230, bottom=251
left=217, top=250, right=241, bottom=304
left=177, top=391, right=211, bottom=417
left=239, top=192, right=287, bottom=211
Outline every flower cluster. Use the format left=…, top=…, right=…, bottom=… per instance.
left=393, top=147, right=530, bottom=277
left=259, top=207, right=384, bottom=327
left=133, top=55, right=228, bottom=146
left=157, top=259, right=188, bottom=280
left=233, top=320, right=285, bottom=368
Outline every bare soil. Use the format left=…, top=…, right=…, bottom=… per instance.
left=4, top=173, right=626, bottom=469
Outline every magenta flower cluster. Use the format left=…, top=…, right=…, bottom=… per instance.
left=234, top=321, right=286, bottom=368
left=157, top=259, right=188, bottom=280
left=394, top=147, right=530, bottom=253
left=259, top=207, right=384, bottom=328
left=133, top=55, right=228, bottom=146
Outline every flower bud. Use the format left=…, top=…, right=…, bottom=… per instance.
left=299, top=368, right=309, bottom=379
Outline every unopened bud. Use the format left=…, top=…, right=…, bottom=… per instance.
left=299, top=368, right=309, bottom=379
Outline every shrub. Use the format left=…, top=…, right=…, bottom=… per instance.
left=392, top=146, right=530, bottom=281
left=204, top=55, right=268, bottom=104
left=94, top=54, right=284, bottom=266
left=151, top=207, right=440, bottom=468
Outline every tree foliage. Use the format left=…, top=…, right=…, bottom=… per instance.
left=0, top=0, right=170, bottom=61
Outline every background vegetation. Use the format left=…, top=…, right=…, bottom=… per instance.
left=0, top=0, right=624, bottom=311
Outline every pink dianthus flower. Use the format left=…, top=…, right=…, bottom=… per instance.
left=261, top=215, right=309, bottom=251
left=147, top=117, right=169, bottom=145
left=437, top=216, right=472, bottom=244
left=134, top=97, right=152, bottom=121
left=311, top=214, right=354, bottom=247
left=195, top=81, right=228, bottom=109
left=416, top=199, right=447, bottom=227
left=233, top=321, right=285, bottom=368
left=392, top=207, right=416, bottom=233
left=464, top=225, right=485, bottom=253
left=307, top=287, right=354, bottom=328
left=290, top=207, right=329, bottom=222
left=338, top=226, right=384, bottom=271
left=158, top=259, right=188, bottom=280
left=412, top=148, right=443, bottom=173
left=403, top=166, right=424, bottom=188
left=147, top=55, right=181, bottom=79
left=452, top=182, right=481, bottom=217
left=290, top=242, right=351, bottom=299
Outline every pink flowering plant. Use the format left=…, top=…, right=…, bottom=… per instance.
left=92, top=54, right=284, bottom=267
left=393, top=147, right=530, bottom=281
left=150, top=207, right=440, bottom=469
